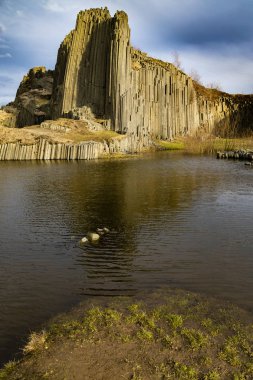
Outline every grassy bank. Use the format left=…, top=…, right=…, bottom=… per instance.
left=156, top=137, right=253, bottom=155
left=1, top=289, right=253, bottom=380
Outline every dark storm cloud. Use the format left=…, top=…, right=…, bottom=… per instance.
left=170, top=17, right=252, bottom=46
left=132, top=0, right=253, bottom=50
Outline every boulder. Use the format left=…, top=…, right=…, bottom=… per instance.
left=87, top=232, right=100, bottom=242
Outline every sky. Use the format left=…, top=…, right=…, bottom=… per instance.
left=0, top=0, right=253, bottom=105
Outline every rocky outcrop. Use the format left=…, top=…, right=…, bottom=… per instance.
left=0, top=117, right=140, bottom=160
left=0, top=108, right=17, bottom=128
left=2, top=7, right=253, bottom=159
left=51, top=8, right=253, bottom=141
left=14, top=67, right=54, bottom=127
left=51, top=8, right=112, bottom=120
left=0, top=140, right=103, bottom=160
left=194, top=83, right=253, bottom=137
left=51, top=9, right=199, bottom=142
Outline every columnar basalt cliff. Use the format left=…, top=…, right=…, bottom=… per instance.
left=50, top=8, right=253, bottom=141
left=2, top=7, right=253, bottom=160
left=193, top=83, right=253, bottom=136
left=51, top=8, right=199, bottom=141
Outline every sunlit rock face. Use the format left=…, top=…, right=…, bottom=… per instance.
left=51, top=8, right=199, bottom=141
left=10, top=8, right=253, bottom=139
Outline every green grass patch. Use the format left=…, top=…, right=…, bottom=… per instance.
left=2, top=289, right=253, bottom=379
left=156, top=139, right=185, bottom=150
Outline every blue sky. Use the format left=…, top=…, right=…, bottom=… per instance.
left=0, top=0, right=253, bottom=105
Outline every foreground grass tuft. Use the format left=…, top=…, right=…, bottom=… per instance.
left=1, top=289, right=253, bottom=379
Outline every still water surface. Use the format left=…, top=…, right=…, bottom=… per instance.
left=0, top=152, right=253, bottom=363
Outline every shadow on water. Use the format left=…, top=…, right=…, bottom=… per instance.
left=0, top=152, right=253, bottom=364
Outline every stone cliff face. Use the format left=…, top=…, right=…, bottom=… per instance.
left=51, top=8, right=199, bottom=142
left=193, top=83, right=253, bottom=136
left=51, top=8, right=112, bottom=119
left=50, top=7, right=253, bottom=140
left=14, top=67, right=53, bottom=127
left=8, top=8, right=253, bottom=145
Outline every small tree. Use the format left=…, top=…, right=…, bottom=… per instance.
left=172, top=51, right=183, bottom=70
left=189, top=69, right=202, bottom=84
left=206, top=82, right=222, bottom=91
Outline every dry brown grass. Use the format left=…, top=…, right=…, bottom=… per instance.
left=0, top=118, right=123, bottom=145
left=156, top=136, right=253, bottom=155
left=23, top=331, right=48, bottom=354
left=183, top=136, right=253, bottom=154
left=192, top=81, right=227, bottom=101
left=0, top=110, right=16, bottom=128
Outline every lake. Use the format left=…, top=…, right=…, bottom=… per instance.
left=1, top=152, right=253, bottom=364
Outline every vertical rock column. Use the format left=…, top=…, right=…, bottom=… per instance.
left=51, top=8, right=112, bottom=119
left=106, top=11, right=131, bottom=132
left=0, top=140, right=105, bottom=160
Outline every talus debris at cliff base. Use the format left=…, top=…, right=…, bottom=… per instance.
left=1, top=7, right=253, bottom=160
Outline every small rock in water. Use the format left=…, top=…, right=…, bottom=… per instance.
left=87, top=232, right=100, bottom=242
left=96, top=227, right=110, bottom=235
left=80, top=237, right=88, bottom=243
left=245, top=162, right=252, bottom=166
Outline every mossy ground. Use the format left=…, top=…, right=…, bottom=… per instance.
left=1, top=289, right=253, bottom=380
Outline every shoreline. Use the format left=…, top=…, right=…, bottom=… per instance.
left=1, top=135, right=253, bottom=162
left=1, top=288, right=253, bottom=379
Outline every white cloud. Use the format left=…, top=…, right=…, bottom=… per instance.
left=0, top=53, right=12, bottom=58
left=43, top=0, right=66, bottom=13
left=150, top=47, right=253, bottom=94
left=16, top=10, right=24, bottom=17
left=0, top=22, right=6, bottom=33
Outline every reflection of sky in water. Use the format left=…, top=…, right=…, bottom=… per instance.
left=0, top=154, right=253, bottom=363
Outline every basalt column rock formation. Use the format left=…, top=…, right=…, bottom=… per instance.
left=2, top=7, right=253, bottom=159
left=193, top=83, right=253, bottom=136
left=51, top=8, right=200, bottom=143
left=51, top=8, right=253, bottom=142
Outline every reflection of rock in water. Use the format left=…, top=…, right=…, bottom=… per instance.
left=2, top=155, right=253, bottom=367
left=77, top=231, right=136, bottom=296
left=61, top=157, right=216, bottom=297
left=22, top=156, right=218, bottom=298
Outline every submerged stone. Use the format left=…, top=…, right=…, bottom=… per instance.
left=87, top=232, right=100, bottom=242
